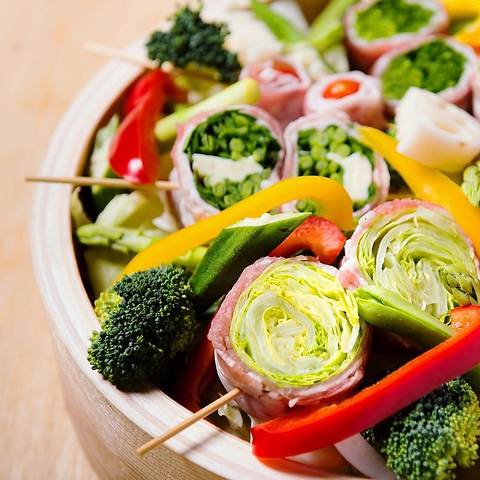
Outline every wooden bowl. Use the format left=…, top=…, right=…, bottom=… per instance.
left=31, top=26, right=362, bottom=480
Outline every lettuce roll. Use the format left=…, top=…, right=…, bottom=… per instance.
left=282, top=110, right=390, bottom=218
left=340, top=199, right=480, bottom=322
left=344, top=0, right=449, bottom=70
left=208, top=256, right=370, bottom=421
left=170, top=105, right=285, bottom=226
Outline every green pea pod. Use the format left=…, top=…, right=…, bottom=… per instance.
left=250, top=0, right=306, bottom=44
left=189, top=211, right=310, bottom=311
left=354, top=285, right=480, bottom=393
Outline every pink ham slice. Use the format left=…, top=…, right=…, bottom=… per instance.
left=169, top=104, right=285, bottom=227
left=208, top=256, right=370, bottom=422
left=344, top=0, right=449, bottom=71
left=239, top=56, right=312, bottom=130
left=281, top=110, right=390, bottom=218
left=371, top=35, right=478, bottom=115
left=303, top=70, right=387, bottom=129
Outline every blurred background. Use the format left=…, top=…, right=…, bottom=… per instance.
left=0, top=1, right=175, bottom=478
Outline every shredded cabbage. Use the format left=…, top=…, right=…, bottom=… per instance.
left=230, top=259, right=365, bottom=388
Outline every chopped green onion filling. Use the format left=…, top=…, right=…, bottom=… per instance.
left=381, top=38, right=467, bottom=101
left=296, top=124, right=376, bottom=212
left=230, top=259, right=365, bottom=388
left=185, top=110, right=282, bottom=210
left=355, top=0, right=435, bottom=41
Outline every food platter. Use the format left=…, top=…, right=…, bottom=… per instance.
left=31, top=1, right=480, bottom=479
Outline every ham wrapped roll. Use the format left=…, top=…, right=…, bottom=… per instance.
left=281, top=110, right=390, bottom=218
left=340, top=198, right=480, bottom=321
left=208, top=256, right=370, bottom=421
left=169, top=105, right=285, bottom=226
left=371, top=34, right=478, bottom=115
left=239, top=56, right=312, bottom=129
left=303, top=70, right=387, bottom=129
left=344, top=0, right=449, bottom=70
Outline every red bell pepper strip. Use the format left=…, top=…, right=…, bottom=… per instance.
left=269, top=216, right=346, bottom=264
left=172, top=327, right=216, bottom=413
left=250, top=305, right=480, bottom=459
left=109, top=69, right=186, bottom=184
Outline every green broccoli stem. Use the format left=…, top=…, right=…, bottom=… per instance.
left=354, top=285, right=480, bottom=393
left=77, top=223, right=161, bottom=254
left=154, top=78, right=261, bottom=145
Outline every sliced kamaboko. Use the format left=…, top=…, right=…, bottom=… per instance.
left=371, top=34, right=478, bottom=115
left=303, top=70, right=387, bottom=129
left=281, top=110, right=390, bottom=218
left=207, top=256, right=371, bottom=422
left=239, top=57, right=312, bottom=129
left=344, top=0, right=449, bottom=70
left=169, top=105, right=285, bottom=226
left=340, top=198, right=480, bottom=322
left=395, top=87, right=480, bottom=173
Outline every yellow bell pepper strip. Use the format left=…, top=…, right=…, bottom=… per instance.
left=359, top=126, right=480, bottom=257
left=438, top=0, right=480, bottom=51
left=250, top=305, right=480, bottom=459
left=120, top=176, right=354, bottom=275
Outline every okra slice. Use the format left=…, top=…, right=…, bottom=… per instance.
left=189, top=211, right=311, bottom=311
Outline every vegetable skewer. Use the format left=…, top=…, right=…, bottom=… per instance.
left=135, top=387, right=242, bottom=457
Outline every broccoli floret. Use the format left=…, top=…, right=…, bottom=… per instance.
left=363, top=377, right=480, bottom=480
left=87, top=265, right=198, bottom=388
left=146, top=5, right=241, bottom=84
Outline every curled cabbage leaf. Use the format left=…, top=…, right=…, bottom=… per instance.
left=354, top=203, right=480, bottom=321
left=230, top=259, right=366, bottom=389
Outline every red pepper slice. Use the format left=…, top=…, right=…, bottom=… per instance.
left=250, top=305, right=480, bottom=459
left=109, top=69, right=185, bottom=184
left=323, top=79, right=360, bottom=99
left=269, top=216, right=346, bottom=264
left=172, top=327, right=216, bottom=413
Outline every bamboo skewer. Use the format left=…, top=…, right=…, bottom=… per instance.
left=84, top=41, right=221, bottom=83
left=84, top=41, right=157, bottom=70
left=25, top=175, right=179, bottom=191
left=136, top=387, right=242, bottom=457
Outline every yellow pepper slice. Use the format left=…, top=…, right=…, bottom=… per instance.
left=359, top=126, right=480, bottom=257
left=438, top=0, right=480, bottom=18
left=437, top=0, right=480, bottom=50
left=121, top=176, right=354, bottom=275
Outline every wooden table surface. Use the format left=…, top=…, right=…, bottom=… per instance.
left=0, top=1, right=174, bottom=478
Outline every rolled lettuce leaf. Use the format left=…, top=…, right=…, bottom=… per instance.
left=341, top=198, right=480, bottom=322
left=208, top=256, right=370, bottom=421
